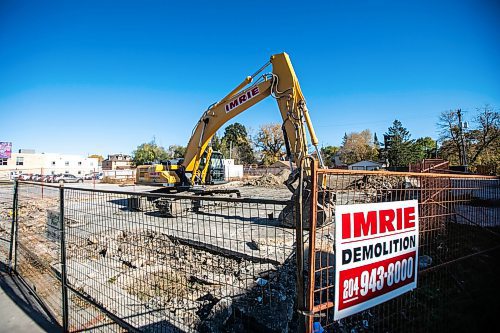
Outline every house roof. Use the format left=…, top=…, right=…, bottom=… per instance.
left=348, top=160, right=382, bottom=167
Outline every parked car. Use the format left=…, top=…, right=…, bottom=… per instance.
left=10, top=171, right=22, bottom=180
left=33, top=174, right=44, bottom=181
left=39, top=175, right=51, bottom=182
left=53, top=174, right=84, bottom=184
left=18, top=174, right=32, bottom=181
left=84, top=173, right=97, bottom=180
left=46, top=173, right=62, bottom=183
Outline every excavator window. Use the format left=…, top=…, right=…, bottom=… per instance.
left=208, top=152, right=225, bottom=184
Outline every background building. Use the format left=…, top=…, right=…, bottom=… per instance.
left=0, top=150, right=99, bottom=179
left=348, top=160, right=382, bottom=171
left=102, top=154, right=133, bottom=170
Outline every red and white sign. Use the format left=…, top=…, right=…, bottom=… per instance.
left=225, top=87, right=260, bottom=113
left=334, top=200, right=419, bottom=320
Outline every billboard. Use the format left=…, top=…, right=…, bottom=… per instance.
left=0, top=142, right=12, bottom=159
left=334, top=200, right=419, bottom=320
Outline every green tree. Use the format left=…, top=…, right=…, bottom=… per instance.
left=167, top=145, right=186, bottom=158
left=373, top=133, right=380, bottom=148
left=132, top=141, right=169, bottom=166
left=222, top=123, right=255, bottom=164
left=321, top=146, right=340, bottom=167
left=211, top=133, right=230, bottom=159
left=384, top=120, right=415, bottom=167
left=211, top=133, right=223, bottom=152
left=413, top=137, right=437, bottom=160
left=223, top=123, right=247, bottom=145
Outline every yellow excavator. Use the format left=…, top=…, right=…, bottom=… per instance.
left=135, top=52, right=331, bottom=221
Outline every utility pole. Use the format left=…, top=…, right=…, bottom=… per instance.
left=457, top=109, right=468, bottom=172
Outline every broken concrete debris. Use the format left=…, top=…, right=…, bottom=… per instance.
left=244, top=169, right=291, bottom=188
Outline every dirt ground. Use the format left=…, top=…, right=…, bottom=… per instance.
left=7, top=180, right=300, bottom=332
left=3, top=175, right=498, bottom=332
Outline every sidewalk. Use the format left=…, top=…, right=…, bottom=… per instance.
left=0, top=263, right=61, bottom=333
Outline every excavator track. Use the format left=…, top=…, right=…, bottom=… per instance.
left=138, top=186, right=242, bottom=217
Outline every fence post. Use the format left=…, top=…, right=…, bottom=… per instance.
left=306, top=159, right=318, bottom=333
left=8, top=180, right=18, bottom=273
left=60, top=186, right=69, bottom=332
left=296, top=159, right=306, bottom=333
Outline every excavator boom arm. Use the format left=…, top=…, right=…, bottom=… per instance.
left=182, top=52, right=323, bottom=183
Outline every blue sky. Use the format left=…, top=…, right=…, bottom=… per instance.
left=1, top=0, right=499, bottom=156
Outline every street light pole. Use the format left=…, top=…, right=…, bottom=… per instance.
left=457, top=109, right=468, bottom=172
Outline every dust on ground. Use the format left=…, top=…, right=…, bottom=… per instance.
left=243, top=169, right=291, bottom=188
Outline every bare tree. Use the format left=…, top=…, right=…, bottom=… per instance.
left=469, top=105, right=500, bottom=164
left=339, top=129, right=378, bottom=165
left=255, top=123, right=285, bottom=165
left=438, top=105, right=499, bottom=167
left=438, top=109, right=463, bottom=163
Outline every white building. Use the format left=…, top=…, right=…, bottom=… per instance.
left=0, top=151, right=99, bottom=179
left=348, top=160, right=382, bottom=171
left=223, top=159, right=243, bottom=180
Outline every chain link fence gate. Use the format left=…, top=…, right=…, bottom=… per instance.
left=303, top=162, right=500, bottom=333
left=0, top=181, right=14, bottom=267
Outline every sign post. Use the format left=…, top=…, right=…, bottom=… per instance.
left=334, top=200, right=419, bottom=320
left=46, top=209, right=61, bottom=241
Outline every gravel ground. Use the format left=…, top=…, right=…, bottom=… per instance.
left=7, top=181, right=299, bottom=332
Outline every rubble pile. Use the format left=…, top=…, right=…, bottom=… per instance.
left=341, top=175, right=418, bottom=203
left=346, top=175, right=408, bottom=190
left=70, top=229, right=295, bottom=331
left=244, top=169, right=291, bottom=188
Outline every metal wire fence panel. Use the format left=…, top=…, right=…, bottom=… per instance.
left=15, top=181, right=63, bottom=324
left=0, top=181, right=13, bottom=264
left=67, top=288, right=127, bottom=333
left=306, top=169, right=500, bottom=333
left=62, top=187, right=296, bottom=332
left=243, top=167, right=284, bottom=177
left=8, top=173, right=497, bottom=332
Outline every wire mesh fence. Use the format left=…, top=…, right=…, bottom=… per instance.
left=0, top=181, right=13, bottom=265
left=243, top=167, right=285, bottom=177
left=305, top=167, right=500, bottom=333
left=12, top=184, right=293, bottom=332
left=1, top=171, right=499, bottom=333
left=14, top=181, right=63, bottom=324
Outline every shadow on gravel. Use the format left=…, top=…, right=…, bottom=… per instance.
left=0, top=262, right=61, bottom=332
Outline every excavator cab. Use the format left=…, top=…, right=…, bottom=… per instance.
left=206, top=151, right=225, bottom=184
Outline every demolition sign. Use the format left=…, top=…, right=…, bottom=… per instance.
left=334, top=200, right=419, bottom=320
